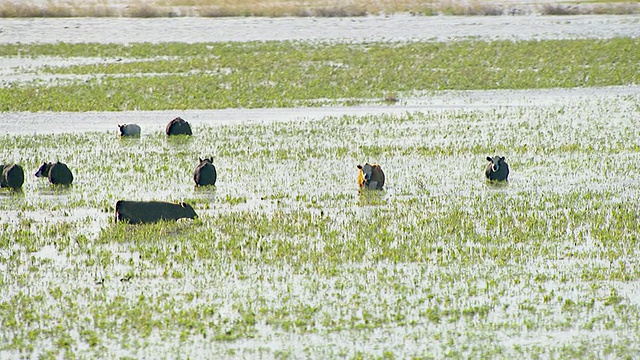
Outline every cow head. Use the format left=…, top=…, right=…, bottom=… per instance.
left=179, top=201, right=198, bottom=219
left=34, top=162, right=51, bottom=177
left=357, top=163, right=373, bottom=181
left=486, top=156, right=506, bottom=172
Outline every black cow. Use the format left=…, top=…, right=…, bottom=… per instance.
left=193, top=158, right=217, bottom=186
left=35, top=161, right=74, bottom=185
left=118, top=123, right=141, bottom=137
left=166, top=117, right=192, bottom=136
left=1, top=163, right=25, bottom=190
left=485, top=156, right=509, bottom=181
left=115, top=200, right=198, bottom=224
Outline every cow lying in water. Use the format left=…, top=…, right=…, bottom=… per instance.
left=485, top=155, right=509, bottom=181
left=193, top=157, right=217, bottom=186
left=35, top=161, right=74, bottom=185
left=1, top=163, right=25, bottom=190
left=115, top=200, right=198, bottom=224
left=357, top=163, right=385, bottom=190
left=166, top=117, right=192, bottom=136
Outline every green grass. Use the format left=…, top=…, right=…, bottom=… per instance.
left=1, top=38, right=639, bottom=111
left=1, top=93, right=640, bottom=357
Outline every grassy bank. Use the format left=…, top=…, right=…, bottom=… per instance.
left=1, top=38, right=639, bottom=112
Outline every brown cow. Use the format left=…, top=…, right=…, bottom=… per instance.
left=166, top=117, right=192, bottom=136
left=357, top=163, right=385, bottom=190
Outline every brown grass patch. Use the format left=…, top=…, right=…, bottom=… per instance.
left=591, top=3, right=640, bottom=14
left=539, top=2, right=639, bottom=15
left=0, top=0, right=638, bottom=18
left=126, top=1, right=174, bottom=17
left=439, top=1, right=505, bottom=16
left=539, top=4, right=584, bottom=15
left=0, top=1, right=118, bottom=17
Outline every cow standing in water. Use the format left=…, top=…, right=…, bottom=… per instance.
left=166, top=117, right=192, bottom=136
left=118, top=123, right=141, bottom=137
left=35, top=161, right=73, bottom=185
left=357, top=163, right=385, bottom=190
left=193, top=158, right=217, bottom=186
left=485, top=156, right=509, bottom=181
left=1, top=163, right=25, bottom=190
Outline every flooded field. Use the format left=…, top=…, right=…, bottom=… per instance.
left=1, top=12, right=640, bottom=359
left=2, top=87, right=640, bottom=358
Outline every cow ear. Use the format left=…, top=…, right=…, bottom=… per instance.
left=486, top=156, right=492, bottom=162
left=199, top=157, right=203, bottom=163
left=501, top=156, right=506, bottom=161
left=357, top=164, right=363, bottom=169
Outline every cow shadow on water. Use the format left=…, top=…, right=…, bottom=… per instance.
left=165, top=135, right=193, bottom=149
left=357, top=187, right=389, bottom=207
left=193, top=184, right=217, bottom=202
left=35, top=183, right=73, bottom=196
left=0, top=187, right=25, bottom=198
left=117, top=136, right=141, bottom=148
left=485, top=179, right=509, bottom=189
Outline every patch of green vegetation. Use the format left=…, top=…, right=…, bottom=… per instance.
left=0, top=38, right=639, bottom=111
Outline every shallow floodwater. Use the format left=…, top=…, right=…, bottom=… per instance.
left=2, top=85, right=640, bottom=358
left=0, top=14, right=639, bottom=44
left=1, top=86, right=638, bottom=135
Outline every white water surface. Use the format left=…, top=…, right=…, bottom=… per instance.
left=1, top=86, right=638, bottom=135
left=0, top=14, right=638, bottom=44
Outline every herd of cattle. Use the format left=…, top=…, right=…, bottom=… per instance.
left=2, top=116, right=509, bottom=224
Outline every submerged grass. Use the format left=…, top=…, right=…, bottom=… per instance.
left=1, top=38, right=639, bottom=111
left=1, top=93, right=640, bottom=357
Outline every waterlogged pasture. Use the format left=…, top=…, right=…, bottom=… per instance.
left=1, top=91, right=640, bottom=358
left=1, top=38, right=639, bottom=111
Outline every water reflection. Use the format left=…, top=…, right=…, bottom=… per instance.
left=357, top=188, right=387, bottom=206
left=0, top=187, right=25, bottom=197
left=118, top=136, right=142, bottom=148
left=485, top=180, right=509, bottom=189
left=35, top=184, right=74, bottom=195
left=193, top=185, right=217, bottom=202
left=166, top=135, right=193, bottom=148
